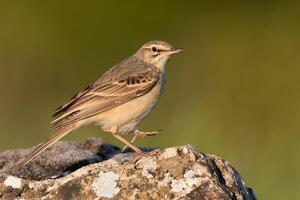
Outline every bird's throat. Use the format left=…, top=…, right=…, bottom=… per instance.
left=155, top=56, right=169, bottom=72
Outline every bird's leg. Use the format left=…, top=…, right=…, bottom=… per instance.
left=108, top=126, right=143, bottom=154
left=121, top=134, right=138, bottom=152
left=122, top=129, right=161, bottom=152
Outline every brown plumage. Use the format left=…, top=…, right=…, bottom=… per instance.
left=51, top=63, right=160, bottom=130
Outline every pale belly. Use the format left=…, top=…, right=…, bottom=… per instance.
left=93, top=80, right=164, bottom=134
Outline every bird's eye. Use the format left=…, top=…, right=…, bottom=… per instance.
left=152, top=47, right=157, bottom=52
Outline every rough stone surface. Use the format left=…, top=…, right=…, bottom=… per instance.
left=0, top=138, right=256, bottom=200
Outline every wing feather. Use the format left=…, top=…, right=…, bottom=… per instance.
left=51, top=64, right=160, bottom=130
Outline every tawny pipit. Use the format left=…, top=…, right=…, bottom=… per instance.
left=20, top=40, right=182, bottom=166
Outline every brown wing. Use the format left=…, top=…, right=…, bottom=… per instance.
left=52, top=85, right=92, bottom=118
left=51, top=66, right=160, bottom=130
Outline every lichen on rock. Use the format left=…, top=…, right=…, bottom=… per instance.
left=92, top=171, right=120, bottom=198
left=0, top=138, right=256, bottom=200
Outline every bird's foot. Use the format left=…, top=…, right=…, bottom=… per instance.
left=133, top=149, right=161, bottom=163
left=133, top=129, right=162, bottom=137
left=121, top=129, right=162, bottom=152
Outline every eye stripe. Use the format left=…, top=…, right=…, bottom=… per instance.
left=146, top=47, right=164, bottom=52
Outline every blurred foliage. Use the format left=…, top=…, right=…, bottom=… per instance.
left=0, top=1, right=299, bottom=199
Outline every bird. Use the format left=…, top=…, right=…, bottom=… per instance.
left=19, top=40, right=182, bottom=167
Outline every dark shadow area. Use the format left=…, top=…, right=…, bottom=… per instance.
left=0, top=138, right=131, bottom=181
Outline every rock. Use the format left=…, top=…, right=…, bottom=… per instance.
left=0, top=138, right=256, bottom=200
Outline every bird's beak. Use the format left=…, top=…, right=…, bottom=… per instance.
left=167, top=47, right=183, bottom=55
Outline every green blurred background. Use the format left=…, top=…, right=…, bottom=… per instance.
left=0, top=1, right=299, bottom=199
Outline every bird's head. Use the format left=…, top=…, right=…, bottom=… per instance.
left=135, top=40, right=183, bottom=69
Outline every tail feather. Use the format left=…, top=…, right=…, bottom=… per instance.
left=19, top=127, right=73, bottom=167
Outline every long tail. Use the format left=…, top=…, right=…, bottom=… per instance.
left=19, top=127, right=73, bottom=167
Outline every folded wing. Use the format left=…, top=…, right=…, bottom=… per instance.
left=51, top=65, right=160, bottom=130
